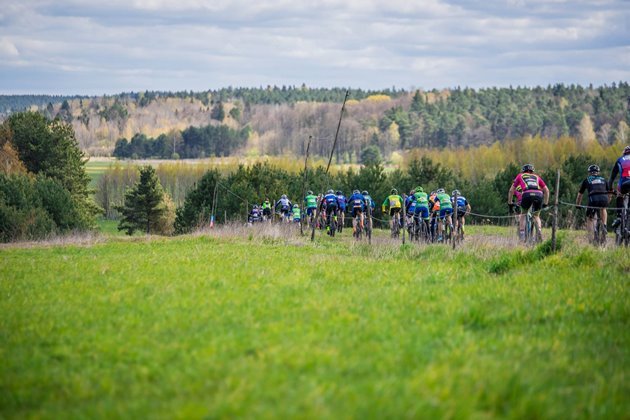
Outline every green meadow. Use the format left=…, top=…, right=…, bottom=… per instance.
left=0, top=226, right=628, bottom=419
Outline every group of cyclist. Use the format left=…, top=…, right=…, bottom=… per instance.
left=248, top=145, right=630, bottom=243
left=507, top=145, right=630, bottom=243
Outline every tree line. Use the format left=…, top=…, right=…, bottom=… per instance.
left=2, top=83, right=628, bottom=159
left=112, top=124, right=251, bottom=159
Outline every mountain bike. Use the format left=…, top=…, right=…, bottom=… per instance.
left=352, top=212, right=363, bottom=240
left=326, top=212, right=337, bottom=237
left=523, top=206, right=543, bottom=245
left=390, top=210, right=401, bottom=238
left=337, top=208, right=345, bottom=233
left=615, top=192, right=629, bottom=246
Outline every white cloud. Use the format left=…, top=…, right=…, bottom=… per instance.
left=0, top=38, right=19, bottom=57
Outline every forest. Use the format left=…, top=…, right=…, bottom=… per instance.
left=1, top=83, right=628, bottom=164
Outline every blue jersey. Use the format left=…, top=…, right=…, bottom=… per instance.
left=610, top=154, right=630, bottom=188
left=405, top=195, right=416, bottom=209
left=348, top=193, right=365, bottom=211
left=363, top=194, right=375, bottom=210
left=451, top=195, right=468, bottom=208
left=323, top=193, right=338, bottom=208
left=336, top=194, right=347, bottom=210
left=406, top=200, right=417, bottom=214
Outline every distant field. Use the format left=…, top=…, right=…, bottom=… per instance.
left=1, top=226, right=628, bottom=418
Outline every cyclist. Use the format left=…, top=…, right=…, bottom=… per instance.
left=336, top=190, right=347, bottom=233
left=382, top=188, right=403, bottom=233
left=304, top=190, right=318, bottom=223
left=608, top=145, right=630, bottom=228
left=321, top=189, right=339, bottom=235
left=413, top=186, right=431, bottom=236
left=348, top=189, right=366, bottom=233
left=291, top=204, right=301, bottom=223
left=261, top=198, right=272, bottom=221
left=275, top=194, right=293, bottom=222
left=576, top=164, right=610, bottom=237
left=507, top=164, right=550, bottom=241
left=428, top=191, right=440, bottom=240
left=362, top=190, right=375, bottom=212
left=248, top=205, right=262, bottom=224
left=451, top=189, right=471, bottom=237
left=405, top=190, right=417, bottom=233
left=434, top=188, right=453, bottom=241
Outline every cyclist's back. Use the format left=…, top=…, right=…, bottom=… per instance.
left=609, top=146, right=630, bottom=225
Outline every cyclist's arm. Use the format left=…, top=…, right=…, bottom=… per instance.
left=382, top=197, right=389, bottom=212
left=608, top=162, right=619, bottom=189
left=576, top=192, right=583, bottom=205
left=543, top=186, right=550, bottom=205
left=507, top=185, right=515, bottom=204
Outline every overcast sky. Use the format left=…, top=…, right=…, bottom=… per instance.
left=0, top=0, right=628, bottom=95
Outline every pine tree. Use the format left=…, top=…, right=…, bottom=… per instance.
left=117, top=165, right=166, bottom=235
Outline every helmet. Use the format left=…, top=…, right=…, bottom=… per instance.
left=522, top=163, right=534, bottom=173
left=353, top=189, right=360, bottom=194
left=410, top=189, right=415, bottom=195
left=336, top=190, right=342, bottom=195
left=452, top=189, right=460, bottom=196
left=293, top=204, right=298, bottom=208
left=624, top=145, right=630, bottom=155
left=416, top=186, right=423, bottom=193
left=391, top=188, right=398, bottom=195
left=327, top=189, right=334, bottom=194
left=281, top=194, right=287, bottom=199
left=436, top=188, right=445, bottom=194
left=588, top=164, right=599, bottom=173
left=362, top=190, right=368, bottom=195
left=307, top=190, right=313, bottom=195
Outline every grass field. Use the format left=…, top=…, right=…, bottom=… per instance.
left=1, top=225, right=628, bottom=418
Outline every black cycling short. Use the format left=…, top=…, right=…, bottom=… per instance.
left=521, top=191, right=543, bottom=212
left=586, top=195, right=608, bottom=218
left=351, top=207, right=363, bottom=218
left=389, top=207, right=401, bottom=217
left=262, top=208, right=271, bottom=216
left=456, top=206, right=467, bottom=218
left=619, top=179, right=630, bottom=195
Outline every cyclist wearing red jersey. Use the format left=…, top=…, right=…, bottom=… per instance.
left=507, top=164, right=549, bottom=241
left=609, top=145, right=630, bottom=228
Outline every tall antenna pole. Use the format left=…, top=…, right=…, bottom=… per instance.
left=326, top=90, right=350, bottom=174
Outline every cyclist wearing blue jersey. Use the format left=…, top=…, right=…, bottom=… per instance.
left=609, top=145, right=630, bottom=228
left=320, top=189, right=339, bottom=235
left=451, top=189, right=471, bottom=237
left=348, top=189, right=366, bottom=232
left=336, top=190, right=347, bottom=233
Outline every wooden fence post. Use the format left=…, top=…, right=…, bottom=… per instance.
left=552, top=169, right=560, bottom=251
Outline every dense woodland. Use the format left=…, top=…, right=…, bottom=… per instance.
left=1, top=83, right=628, bottom=163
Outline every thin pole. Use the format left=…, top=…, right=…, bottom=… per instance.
left=552, top=169, right=560, bottom=251
left=301, top=135, right=312, bottom=237
left=326, top=90, right=350, bottom=174
left=402, top=195, right=406, bottom=245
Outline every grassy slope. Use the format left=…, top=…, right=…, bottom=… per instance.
left=0, top=229, right=628, bottom=419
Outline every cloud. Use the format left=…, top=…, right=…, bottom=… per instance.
left=0, top=0, right=628, bottom=94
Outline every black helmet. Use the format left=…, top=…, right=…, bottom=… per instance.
left=362, top=190, right=368, bottom=195
left=588, top=164, right=599, bottom=173
left=522, top=164, right=534, bottom=173
left=391, top=188, right=398, bottom=195
left=336, top=190, right=342, bottom=195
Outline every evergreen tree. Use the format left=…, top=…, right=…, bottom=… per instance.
left=117, top=165, right=166, bottom=235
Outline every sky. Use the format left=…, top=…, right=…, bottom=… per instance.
left=0, top=0, right=628, bottom=95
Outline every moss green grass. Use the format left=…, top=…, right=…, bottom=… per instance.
left=0, top=232, right=628, bottom=418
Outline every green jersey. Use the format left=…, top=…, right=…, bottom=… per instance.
left=292, top=207, right=301, bottom=219
left=436, top=192, right=452, bottom=209
left=262, top=201, right=271, bottom=210
left=304, top=194, right=317, bottom=208
left=414, top=191, right=429, bottom=207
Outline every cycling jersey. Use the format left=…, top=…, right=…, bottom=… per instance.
left=276, top=197, right=292, bottom=212
left=451, top=195, right=469, bottom=209
left=348, top=193, right=365, bottom=210
left=435, top=192, right=452, bottom=209
left=414, top=191, right=429, bottom=207
left=292, top=207, right=301, bottom=221
left=512, top=173, right=546, bottom=196
left=382, top=194, right=403, bottom=210
left=362, top=194, right=375, bottom=210
left=579, top=175, right=609, bottom=199
left=304, top=194, right=318, bottom=209
left=322, top=193, right=338, bottom=209
left=336, top=194, right=347, bottom=211
left=609, top=154, right=630, bottom=189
